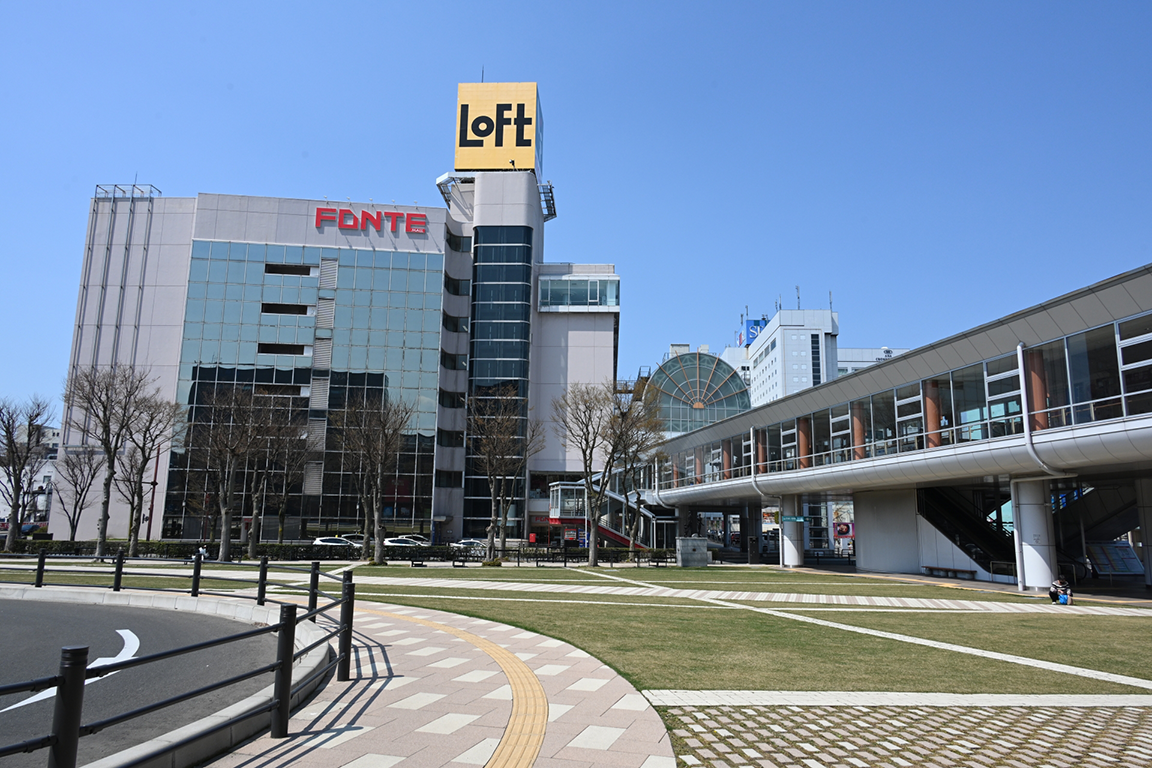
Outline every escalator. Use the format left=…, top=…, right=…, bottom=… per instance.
left=1053, top=484, right=1138, bottom=556
left=917, top=487, right=1016, bottom=572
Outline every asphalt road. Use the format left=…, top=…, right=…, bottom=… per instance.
left=0, top=600, right=280, bottom=768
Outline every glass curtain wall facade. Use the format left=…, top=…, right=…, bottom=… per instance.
left=164, top=240, right=444, bottom=540
left=463, top=225, right=534, bottom=537
left=660, top=310, right=1152, bottom=488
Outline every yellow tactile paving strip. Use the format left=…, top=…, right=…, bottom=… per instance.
left=357, top=606, right=547, bottom=768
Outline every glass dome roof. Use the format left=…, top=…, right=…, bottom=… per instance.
left=647, top=351, right=751, bottom=434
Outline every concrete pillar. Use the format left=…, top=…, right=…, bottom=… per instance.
left=851, top=401, right=867, bottom=460
left=1026, top=350, right=1050, bottom=431
left=780, top=495, right=803, bottom=567
left=797, top=417, right=812, bottom=469
left=1011, top=478, right=1056, bottom=591
left=744, top=503, right=759, bottom=564
left=722, top=439, right=732, bottom=480
left=672, top=456, right=681, bottom=487
left=924, top=380, right=941, bottom=448
left=1135, top=478, right=1152, bottom=589
left=756, top=430, right=767, bottom=472
left=694, top=447, right=705, bottom=484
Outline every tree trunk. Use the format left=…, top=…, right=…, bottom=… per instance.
left=3, top=485, right=21, bottom=552
left=96, top=469, right=114, bottom=558
left=486, top=481, right=500, bottom=562
left=373, top=493, right=385, bottom=565
left=248, top=475, right=266, bottom=559
left=585, top=478, right=599, bottom=567
left=628, top=490, right=643, bottom=556
left=218, top=466, right=235, bottom=562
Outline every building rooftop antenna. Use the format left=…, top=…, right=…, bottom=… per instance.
left=796, top=285, right=801, bottom=310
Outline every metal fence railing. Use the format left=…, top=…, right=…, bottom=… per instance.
left=0, top=552, right=355, bottom=768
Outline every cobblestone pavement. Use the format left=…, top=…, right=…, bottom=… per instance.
left=660, top=704, right=1152, bottom=768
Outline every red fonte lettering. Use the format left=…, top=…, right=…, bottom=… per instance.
left=315, top=208, right=338, bottom=228
left=383, top=211, right=404, bottom=232
left=338, top=209, right=358, bottom=229
left=360, top=210, right=383, bottom=231
left=405, top=213, right=427, bottom=234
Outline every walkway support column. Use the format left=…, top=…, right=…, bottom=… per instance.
left=1136, top=478, right=1152, bottom=589
left=744, top=502, right=759, bottom=564
left=1011, top=478, right=1056, bottom=591
left=780, top=495, right=803, bottom=567
left=924, top=380, right=941, bottom=448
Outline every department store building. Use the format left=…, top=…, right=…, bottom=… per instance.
left=60, top=83, right=619, bottom=544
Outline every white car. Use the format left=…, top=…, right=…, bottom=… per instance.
left=340, top=534, right=370, bottom=547
left=398, top=534, right=431, bottom=546
left=314, top=537, right=357, bottom=548
left=450, top=538, right=486, bottom=551
left=382, top=537, right=420, bottom=547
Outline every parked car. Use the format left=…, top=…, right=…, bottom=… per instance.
left=382, top=537, right=420, bottom=547
left=450, top=538, right=486, bottom=551
left=398, top=534, right=431, bottom=546
left=341, top=534, right=371, bottom=547
left=313, top=537, right=357, bottom=548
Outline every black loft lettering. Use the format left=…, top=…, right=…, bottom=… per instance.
left=495, top=103, right=512, bottom=147
left=458, top=104, right=482, bottom=147
left=515, top=103, right=533, bottom=147
left=471, top=115, right=494, bottom=138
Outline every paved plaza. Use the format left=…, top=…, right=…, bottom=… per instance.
left=6, top=561, right=1152, bottom=768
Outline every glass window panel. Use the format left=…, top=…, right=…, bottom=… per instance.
left=227, top=262, right=246, bottom=282
left=1124, top=366, right=1152, bottom=394
left=223, top=303, right=241, bottom=324
left=1122, top=339, right=1152, bottom=366
left=207, top=261, right=228, bottom=283
left=896, top=383, right=920, bottom=400
left=191, top=241, right=211, bottom=260
left=290, top=246, right=310, bottom=264
left=569, top=280, right=589, bottom=305
left=550, top=281, right=569, bottom=306
left=986, top=354, right=1018, bottom=376
left=1067, top=326, right=1121, bottom=404
left=355, top=269, right=373, bottom=289
left=952, top=364, right=987, bottom=427
left=210, top=242, right=229, bottom=260
left=988, top=374, right=1020, bottom=397
left=897, top=401, right=921, bottom=418
left=265, top=245, right=285, bottom=263
left=336, top=267, right=354, bottom=289
left=605, top=279, right=619, bottom=306
left=1119, top=314, right=1152, bottom=341
left=352, top=307, right=369, bottom=328
left=228, top=243, right=247, bottom=261
left=870, top=391, right=896, bottom=452
left=188, top=260, right=209, bottom=282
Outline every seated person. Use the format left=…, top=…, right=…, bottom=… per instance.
left=1049, top=574, right=1072, bottom=604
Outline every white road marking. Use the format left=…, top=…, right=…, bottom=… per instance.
left=3, top=629, right=140, bottom=712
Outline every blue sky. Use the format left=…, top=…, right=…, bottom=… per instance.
left=2, top=1, right=1150, bottom=408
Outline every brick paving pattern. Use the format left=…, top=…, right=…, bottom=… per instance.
left=661, top=705, right=1152, bottom=768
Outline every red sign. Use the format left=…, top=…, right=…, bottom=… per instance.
left=315, top=207, right=427, bottom=234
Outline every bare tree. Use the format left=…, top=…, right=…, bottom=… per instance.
left=0, top=396, right=54, bottom=551
left=113, top=394, right=184, bottom=556
left=248, top=402, right=310, bottom=556
left=468, top=385, right=545, bottom=561
left=605, top=385, right=666, bottom=556
left=55, top=446, right=105, bottom=541
left=551, top=381, right=622, bottom=567
left=190, top=387, right=266, bottom=562
left=64, top=366, right=155, bottom=557
left=267, top=413, right=310, bottom=545
left=333, top=392, right=414, bottom=564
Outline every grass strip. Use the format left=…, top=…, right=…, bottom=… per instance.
left=356, top=593, right=1143, bottom=695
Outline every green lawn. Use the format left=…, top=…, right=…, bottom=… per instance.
left=357, top=593, right=1147, bottom=695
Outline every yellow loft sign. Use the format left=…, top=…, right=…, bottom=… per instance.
left=454, top=82, right=543, bottom=174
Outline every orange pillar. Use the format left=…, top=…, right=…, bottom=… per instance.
left=1027, top=350, right=1049, bottom=431
left=756, top=431, right=767, bottom=472
left=798, top=417, right=812, bottom=469
left=672, top=458, right=681, bottom=487
left=695, top=447, right=705, bottom=484
left=722, top=439, right=732, bottom=480
left=924, top=380, right=941, bottom=448
left=851, top=402, right=866, bottom=460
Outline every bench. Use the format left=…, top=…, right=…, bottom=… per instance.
left=923, top=565, right=976, bottom=580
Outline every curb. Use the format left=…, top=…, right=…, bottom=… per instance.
left=0, top=586, right=332, bottom=768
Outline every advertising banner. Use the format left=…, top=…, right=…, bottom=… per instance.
left=455, top=82, right=543, bottom=175
left=833, top=522, right=855, bottom=538
left=746, top=319, right=767, bottom=346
